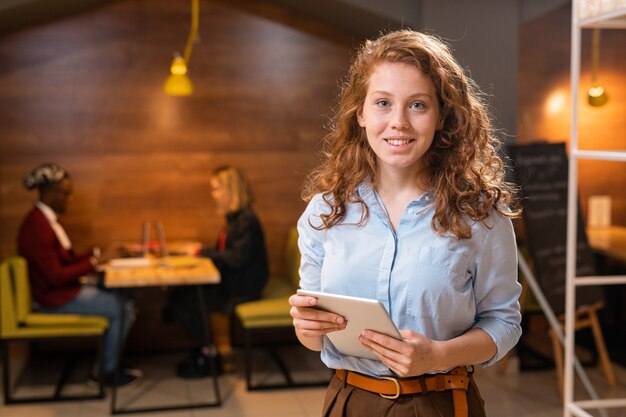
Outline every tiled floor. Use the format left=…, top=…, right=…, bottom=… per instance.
left=1, top=347, right=626, bottom=417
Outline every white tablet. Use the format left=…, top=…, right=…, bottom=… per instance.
left=297, top=289, right=401, bottom=360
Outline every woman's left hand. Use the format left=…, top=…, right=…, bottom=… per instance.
left=359, top=329, right=442, bottom=377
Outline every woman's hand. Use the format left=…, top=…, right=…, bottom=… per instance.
left=359, top=327, right=495, bottom=376
left=359, top=329, right=443, bottom=377
left=289, top=293, right=347, bottom=351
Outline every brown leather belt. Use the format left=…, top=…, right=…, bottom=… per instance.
left=335, top=366, right=470, bottom=417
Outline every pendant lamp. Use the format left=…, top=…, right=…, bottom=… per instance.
left=587, top=29, right=608, bottom=107
left=163, top=0, right=199, bottom=96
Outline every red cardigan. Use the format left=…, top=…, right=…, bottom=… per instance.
left=17, top=207, right=95, bottom=308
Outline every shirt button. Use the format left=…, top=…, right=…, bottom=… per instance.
left=408, top=209, right=415, bottom=214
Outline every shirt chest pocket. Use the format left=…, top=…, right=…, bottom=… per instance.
left=406, top=247, right=473, bottom=320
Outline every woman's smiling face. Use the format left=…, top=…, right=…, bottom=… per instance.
left=357, top=61, right=441, bottom=176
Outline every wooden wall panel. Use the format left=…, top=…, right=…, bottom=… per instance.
left=0, top=0, right=352, bottom=267
left=0, top=0, right=352, bottom=349
left=518, top=4, right=626, bottom=226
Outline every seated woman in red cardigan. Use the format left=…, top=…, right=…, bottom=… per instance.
left=17, top=163, right=140, bottom=387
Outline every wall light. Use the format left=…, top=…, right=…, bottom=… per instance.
left=163, top=0, right=199, bottom=96
left=545, top=89, right=567, bottom=116
left=587, top=28, right=608, bottom=107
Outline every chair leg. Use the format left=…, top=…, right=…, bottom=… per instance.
left=53, top=355, right=76, bottom=399
left=549, top=328, right=564, bottom=400
left=268, top=347, right=294, bottom=386
left=244, top=329, right=254, bottom=391
left=588, top=309, right=616, bottom=386
left=96, top=334, right=105, bottom=398
left=240, top=326, right=331, bottom=391
left=2, top=338, right=105, bottom=404
left=2, top=341, right=13, bottom=404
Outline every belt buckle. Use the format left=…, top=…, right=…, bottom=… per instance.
left=379, top=376, right=400, bottom=399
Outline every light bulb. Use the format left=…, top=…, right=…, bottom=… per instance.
left=170, top=56, right=187, bottom=75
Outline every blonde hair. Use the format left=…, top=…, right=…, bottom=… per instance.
left=303, top=30, right=519, bottom=239
left=212, top=166, right=253, bottom=213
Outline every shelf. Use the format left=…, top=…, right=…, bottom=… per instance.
left=574, top=275, right=626, bottom=286
left=569, top=398, right=626, bottom=417
left=573, top=398, right=626, bottom=409
left=577, top=6, right=626, bottom=28
left=566, top=2, right=626, bottom=416
left=572, top=149, right=626, bottom=161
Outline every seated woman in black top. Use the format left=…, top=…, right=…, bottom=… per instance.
left=169, top=165, right=269, bottom=378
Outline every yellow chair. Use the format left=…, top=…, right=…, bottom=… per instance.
left=234, top=228, right=330, bottom=390
left=1, top=256, right=109, bottom=404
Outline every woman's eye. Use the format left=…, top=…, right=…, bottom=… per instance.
left=410, top=102, right=425, bottom=109
left=376, top=100, right=390, bottom=108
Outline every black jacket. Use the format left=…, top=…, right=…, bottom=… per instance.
left=200, top=208, right=269, bottom=301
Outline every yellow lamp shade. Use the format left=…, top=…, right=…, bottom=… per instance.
left=588, top=85, right=608, bottom=107
left=163, top=74, right=193, bottom=96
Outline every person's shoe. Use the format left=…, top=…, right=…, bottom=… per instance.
left=176, top=350, right=223, bottom=378
left=121, top=367, right=144, bottom=379
left=89, top=369, right=141, bottom=387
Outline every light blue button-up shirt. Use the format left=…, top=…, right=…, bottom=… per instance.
left=297, top=181, right=522, bottom=377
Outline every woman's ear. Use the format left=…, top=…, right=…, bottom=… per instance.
left=357, top=108, right=365, bottom=128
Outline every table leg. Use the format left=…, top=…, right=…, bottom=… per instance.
left=195, top=285, right=222, bottom=404
left=110, top=286, right=222, bottom=414
left=109, top=288, right=127, bottom=414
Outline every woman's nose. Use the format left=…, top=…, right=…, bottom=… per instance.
left=390, top=109, right=409, bottom=130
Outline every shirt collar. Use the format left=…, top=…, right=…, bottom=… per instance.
left=356, top=180, right=433, bottom=209
left=35, top=201, right=58, bottom=224
left=355, top=180, right=387, bottom=221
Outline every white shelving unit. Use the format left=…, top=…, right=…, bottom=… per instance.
left=565, top=1, right=626, bottom=416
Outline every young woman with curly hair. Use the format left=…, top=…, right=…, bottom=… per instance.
left=290, top=30, right=522, bottom=417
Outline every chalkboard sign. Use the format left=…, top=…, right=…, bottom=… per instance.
left=506, top=142, right=604, bottom=314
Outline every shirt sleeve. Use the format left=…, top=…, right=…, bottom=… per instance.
left=297, top=195, right=327, bottom=291
left=472, top=213, right=522, bottom=367
left=22, top=222, right=95, bottom=287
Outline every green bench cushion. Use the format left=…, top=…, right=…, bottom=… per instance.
left=2, top=324, right=107, bottom=339
left=235, top=296, right=293, bottom=329
left=23, top=313, right=109, bottom=328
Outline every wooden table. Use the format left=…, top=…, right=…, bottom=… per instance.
left=103, top=255, right=222, bottom=414
left=587, top=226, right=626, bottom=264
left=104, top=256, right=220, bottom=288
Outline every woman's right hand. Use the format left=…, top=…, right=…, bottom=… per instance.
left=289, top=293, right=347, bottom=338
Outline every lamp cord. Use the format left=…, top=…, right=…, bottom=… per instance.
left=183, top=0, right=199, bottom=65
left=591, top=28, right=600, bottom=85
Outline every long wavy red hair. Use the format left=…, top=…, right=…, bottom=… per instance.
left=303, top=30, right=519, bottom=239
